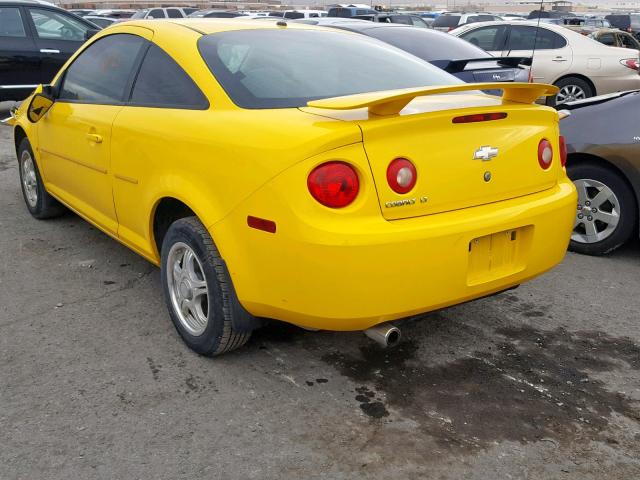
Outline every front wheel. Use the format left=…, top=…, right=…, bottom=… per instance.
left=160, top=217, right=253, bottom=356
left=568, top=163, right=637, bottom=255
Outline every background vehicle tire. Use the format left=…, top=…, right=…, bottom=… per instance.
left=547, top=77, right=593, bottom=107
left=160, top=217, right=253, bottom=356
left=568, top=162, right=637, bottom=255
left=17, top=137, right=66, bottom=219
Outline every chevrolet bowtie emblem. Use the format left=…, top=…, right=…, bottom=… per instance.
left=473, top=146, right=499, bottom=161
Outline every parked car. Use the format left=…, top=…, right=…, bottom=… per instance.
left=433, top=13, right=503, bottom=32
left=327, top=5, right=377, bottom=17
left=282, top=10, right=327, bottom=19
left=300, top=20, right=530, bottom=84
left=88, top=9, right=135, bottom=19
left=560, top=90, right=640, bottom=254
left=451, top=21, right=640, bottom=106
left=188, top=10, right=247, bottom=18
left=9, top=20, right=576, bottom=355
left=561, top=17, right=611, bottom=36
left=130, top=7, right=197, bottom=20
left=528, top=10, right=573, bottom=20
left=589, top=28, right=640, bottom=50
left=352, top=13, right=431, bottom=28
left=605, top=13, right=640, bottom=39
left=0, top=0, right=99, bottom=101
left=84, top=16, right=117, bottom=29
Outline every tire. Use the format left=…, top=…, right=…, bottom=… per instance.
left=17, top=137, right=66, bottom=219
left=547, top=77, right=594, bottom=107
left=160, top=216, right=253, bottom=356
left=567, top=162, right=637, bottom=256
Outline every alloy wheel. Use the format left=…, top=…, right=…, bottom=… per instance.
left=20, top=150, right=38, bottom=208
left=555, top=85, right=587, bottom=105
left=572, top=178, right=620, bottom=244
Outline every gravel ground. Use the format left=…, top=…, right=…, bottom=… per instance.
left=1, top=103, right=639, bottom=479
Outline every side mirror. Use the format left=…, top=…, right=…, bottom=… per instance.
left=85, top=28, right=100, bottom=40
left=27, top=90, right=54, bottom=123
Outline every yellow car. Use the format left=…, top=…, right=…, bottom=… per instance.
left=10, top=20, right=577, bottom=356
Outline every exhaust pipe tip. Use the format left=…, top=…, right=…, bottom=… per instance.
left=364, top=323, right=401, bottom=348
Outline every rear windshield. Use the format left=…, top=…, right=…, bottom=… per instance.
left=198, top=29, right=460, bottom=109
left=364, top=27, right=488, bottom=61
left=433, top=15, right=460, bottom=27
left=605, top=15, right=630, bottom=28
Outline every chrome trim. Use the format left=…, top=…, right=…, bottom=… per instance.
left=0, top=84, right=39, bottom=89
left=473, top=146, right=499, bottom=161
left=40, top=49, right=60, bottom=54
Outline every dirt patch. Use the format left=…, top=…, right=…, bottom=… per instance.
left=323, top=324, right=640, bottom=452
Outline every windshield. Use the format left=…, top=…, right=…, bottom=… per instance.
left=364, top=27, right=489, bottom=61
left=131, top=9, right=149, bottom=19
left=198, top=29, right=461, bottom=109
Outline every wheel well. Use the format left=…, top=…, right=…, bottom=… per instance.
left=553, top=74, right=597, bottom=96
left=152, top=198, right=196, bottom=255
left=14, top=126, right=27, bottom=155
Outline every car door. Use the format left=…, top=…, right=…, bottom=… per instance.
left=25, top=7, right=92, bottom=85
left=111, top=42, right=209, bottom=256
left=0, top=5, right=40, bottom=89
left=501, top=25, right=572, bottom=83
left=37, top=32, right=147, bottom=235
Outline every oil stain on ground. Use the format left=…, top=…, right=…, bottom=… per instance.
left=323, top=324, right=640, bottom=451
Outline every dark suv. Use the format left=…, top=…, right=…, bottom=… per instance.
left=605, top=14, right=640, bottom=39
left=0, top=0, right=97, bottom=101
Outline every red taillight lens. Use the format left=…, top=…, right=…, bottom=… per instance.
left=620, top=58, right=639, bottom=71
left=538, top=139, right=553, bottom=170
left=387, top=158, right=417, bottom=194
left=307, top=161, right=359, bottom=208
left=452, top=112, right=507, bottom=124
left=559, top=135, right=567, bottom=167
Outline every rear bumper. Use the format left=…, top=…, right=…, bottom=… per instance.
left=211, top=178, right=577, bottom=332
left=594, top=75, right=640, bottom=96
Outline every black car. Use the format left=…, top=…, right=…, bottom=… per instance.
left=298, top=20, right=530, bottom=84
left=561, top=90, right=640, bottom=255
left=605, top=13, right=640, bottom=40
left=0, top=0, right=98, bottom=101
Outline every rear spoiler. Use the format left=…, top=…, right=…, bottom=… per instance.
left=437, top=56, right=532, bottom=74
left=307, top=82, right=558, bottom=116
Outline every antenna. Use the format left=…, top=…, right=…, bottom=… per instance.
left=530, top=0, right=545, bottom=82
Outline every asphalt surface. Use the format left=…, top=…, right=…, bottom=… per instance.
left=1, top=102, right=639, bottom=479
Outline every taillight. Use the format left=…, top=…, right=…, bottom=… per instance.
left=559, top=136, right=567, bottom=168
left=538, top=139, right=553, bottom=170
left=387, top=158, right=417, bottom=194
left=307, top=161, right=359, bottom=208
left=620, top=59, right=639, bottom=71
left=452, top=112, right=507, bottom=124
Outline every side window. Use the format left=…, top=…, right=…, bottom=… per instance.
left=148, top=9, right=165, bottom=19
left=130, top=44, right=208, bottom=109
left=599, top=33, right=616, bottom=46
left=506, top=26, right=565, bottom=50
left=167, top=8, right=182, bottom=18
left=619, top=34, right=637, bottom=49
left=461, top=26, right=506, bottom=51
left=59, top=34, right=145, bottom=104
left=0, top=7, right=26, bottom=37
left=28, top=8, right=89, bottom=41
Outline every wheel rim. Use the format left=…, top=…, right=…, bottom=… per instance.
left=20, top=150, right=38, bottom=208
left=555, top=84, right=587, bottom=105
left=572, top=178, right=620, bottom=244
left=166, top=242, right=210, bottom=336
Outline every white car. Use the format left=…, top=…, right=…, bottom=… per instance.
left=432, top=13, right=503, bottom=32
left=451, top=21, right=640, bottom=105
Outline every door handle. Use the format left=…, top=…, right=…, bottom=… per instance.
left=552, top=56, right=568, bottom=62
left=86, top=133, right=103, bottom=144
left=40, top=49, right=60, bottom=54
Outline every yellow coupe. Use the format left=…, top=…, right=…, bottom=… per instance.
left=10, top=20, right=577, bottom=355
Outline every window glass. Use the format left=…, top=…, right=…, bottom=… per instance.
left=167, top=8, right=182, bottom=18
left=148, top=9, right=165, bottom=18
left=506, top=26, right=565, bottom=50
left=410, top=17, right=427, bottom=27
left=598, top=33, right=616, bottom=46
left=620, top=33, right=640, bottom=49
left=198, top=29, right=460, bottom=109
left=460, top=26, right=506, bottom=51
left=131, top=9, right=149, bottom=19
left=0, top=7, right=26, bottom=37
left=29, top=8, right=89, bottom=41
left=131, top=44, right=207, bottom=108
left=284, top=11, right=304, bottom=19
left=433, top=15, right=460, bottom=28
left=390, top=16, right=412, bottom=25
left=59, top=34, right=145, bottom=103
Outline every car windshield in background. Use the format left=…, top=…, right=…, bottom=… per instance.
left=198, top=29, right=460, bottom=109
left=365, top=27, right=489, bottom=61
left=433, top=15, right=460, bottom=28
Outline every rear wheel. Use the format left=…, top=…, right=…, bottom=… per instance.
left=160, top=217, right=253, bottom=356
left=548, top=77, right=593, bottom=107
left=568, top=163, right=637, bottom=255
left=17, top=137, right=66, bottom=219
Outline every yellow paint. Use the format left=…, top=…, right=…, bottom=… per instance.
left=13, top=20, right=577, bottom=331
